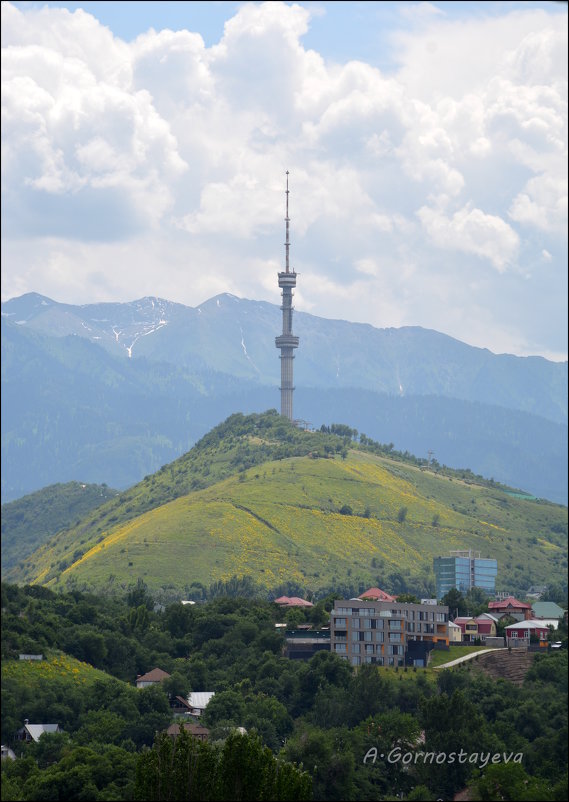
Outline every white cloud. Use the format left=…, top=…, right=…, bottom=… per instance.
left=509, top=174, right=568, bottom=233
left=1, top=1, right=567, bottom=360
left=417, top=204, right=520, bottom=272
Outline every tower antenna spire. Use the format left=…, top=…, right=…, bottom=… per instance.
left=285, top=170, right=290, bottom=274
left=275, top=170, right=299, bottom=420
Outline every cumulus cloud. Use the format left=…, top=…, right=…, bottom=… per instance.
left=417, top=204, right=520, bottom=272
left=1, top=0, right=567, bottom=360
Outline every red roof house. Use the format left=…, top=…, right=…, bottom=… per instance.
left=358, top=587, right=396, bottom=602
left=274, top=596, right=314, bottom=607
left=488, top=597, right=532, bottom=620
left=453, top=615, right=497, bottom=642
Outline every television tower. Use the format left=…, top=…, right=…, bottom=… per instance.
left=275, top=171, right=299, bottom=420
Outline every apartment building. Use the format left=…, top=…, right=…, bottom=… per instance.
left=330, top=598, right=449, bottom=667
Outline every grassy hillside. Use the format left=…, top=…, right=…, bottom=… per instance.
left=1, top=650, right=115, bottom=690
left=1, top=481, right=118, bottom=575
left=5, top=412, right=567, bottom=600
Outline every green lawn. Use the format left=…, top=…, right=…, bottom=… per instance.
left=428, top=645, right=492, bottom=668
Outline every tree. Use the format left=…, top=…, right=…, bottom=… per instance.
left=464, top=587, right=490, bottom=616
left=397, top=593, right=421, bottom=604
left=134, top=730, right=311, bottom=801
left=441, top=588, right=467, bottom=617
left=127, top=578, right=154, bottom=610
left=162, top=671, right=191, bottom=700
left=474, top=762, right=554, bottom=801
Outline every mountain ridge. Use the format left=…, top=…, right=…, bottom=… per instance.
left=2, top=291, right=567, bottom=504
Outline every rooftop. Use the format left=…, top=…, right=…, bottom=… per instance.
left=274, top=596, right=314, bottom=607
left=358, top=587, right=396, bottom=602
left=136, top=667, right=171, bottom=684
left=488, top=597, right=531, bottom=610
left=505, top=619, right=552, bottom=630
left=188, top=691, right=215, bottom=710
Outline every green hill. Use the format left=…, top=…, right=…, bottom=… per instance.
left=1, top=481, right=118, bottom=576
left=5, top=411, right=567, bottom=600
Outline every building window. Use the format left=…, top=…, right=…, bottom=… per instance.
left=351, top=656, right=361, bottom=666
left=334, top=618, right=346, bottom=628
left=365, top=644, right=374, bottom=654
left=352, top=644, right=360, bottom=653
left=389, top=620, right=402, bottom=631
left=363, top=631, right=372, bottom=642
left=389, top=633, right=401, bottom=642
left=352, top=618, right=360, bottom=629
left=363, top=619, right=372, bottom=629
left=375, top=631, right=384, bottom=643
left=334, top=643, right=347, bottom=653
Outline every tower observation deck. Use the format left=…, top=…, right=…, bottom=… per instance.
left=275, top=171, right=299, bottom=420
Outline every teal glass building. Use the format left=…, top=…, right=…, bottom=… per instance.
left=434, top=550, right=497, bottom=600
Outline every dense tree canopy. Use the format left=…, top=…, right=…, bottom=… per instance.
left=1, top=583, right=567, bottom=801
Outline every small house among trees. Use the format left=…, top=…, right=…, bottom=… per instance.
left=135, top=667, right=171, bottom=688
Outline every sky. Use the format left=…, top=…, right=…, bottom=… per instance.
left=1, top=1, right=567, bottom=361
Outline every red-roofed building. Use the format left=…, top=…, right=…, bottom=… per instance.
left=359, top=587, right=396, bottom=602
left=488, top=597, right=532, bottom=621
left=453, top=615, right=497, bottom=643
left=274, top=596, right=313, bottom=607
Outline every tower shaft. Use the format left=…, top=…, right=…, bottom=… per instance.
left=275, top=172, right=299, bottom=420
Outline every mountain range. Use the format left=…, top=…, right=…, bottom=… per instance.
left=1, top=291, right=567, bottom=504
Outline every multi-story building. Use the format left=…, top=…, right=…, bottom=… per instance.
left=330, top=598, right=449, bottom=667
left=434, top=550, right=497, bottom=600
